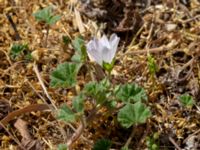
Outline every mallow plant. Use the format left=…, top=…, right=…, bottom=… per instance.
left=33, top=6, right=61, bottom=47
left=50, top=34, right=152, bottom=150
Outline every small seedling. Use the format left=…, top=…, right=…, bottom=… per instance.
left=147, top=54, right=157, bottom=76
left=179, top=94, right=194, bottom=108
left=33, top=6, right=61, bottom=25
left=33, top=6, right=61, bottom=47
left=62, top=35, right=71, bottom=45
left=57, top=144, right=67, bottom=150
left=93, top=139, right=112, bottom=150
left=121, top=146, right=129, bottom=150
left=146, top=132, right=160, bottom=150
left=10, top=43, right=28, bottom=59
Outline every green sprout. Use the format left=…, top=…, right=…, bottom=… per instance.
left=93, top=139, right=112, bottom=150
left=33, top=6, right=61, bottom=25
left=146, top=132, right=160, bottom=150
left=179, top=94, right=194, bottom=108
left=10, top=43, right=28, bottom=59
left=147, top=54, right=157, bottom=76
left=57, top=144, right=68, bottom=150
left=33, top=6, right=61, bottom=47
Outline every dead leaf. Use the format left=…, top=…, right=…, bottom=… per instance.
left=0, top=104, right=50, bottom=127
left=14, top=119, right=43, bottom=150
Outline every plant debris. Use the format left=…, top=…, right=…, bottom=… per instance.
left=1, top=0, right=200, bottom=150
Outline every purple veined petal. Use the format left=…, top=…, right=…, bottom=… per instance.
left=109, top=33, right=120, bottom=60
left=86, top=39, right=103, bottom=65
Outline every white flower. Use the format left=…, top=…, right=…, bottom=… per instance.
left=86, top=33, right=120, bottom=66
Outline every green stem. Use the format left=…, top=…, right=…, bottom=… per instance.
left=86, top=61, right=95, bottom=81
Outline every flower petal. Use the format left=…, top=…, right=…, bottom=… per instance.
left=100, top=35, right=111, bottom=50
left=86, top=39, right=103, bottom=65
left=86, top=33, right=120, bottom=66
left=97, top=35, right=111, bottom=64
left=102, top=46, right=113, bottom=63
left=109, top=33, right=120, bottom=60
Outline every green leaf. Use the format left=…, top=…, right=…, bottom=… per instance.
left=146, top=133, right=160, bottom=150
left=121, top=146, right=129, bottom=150
left=33, top=6, right=51, bottom=22
left=93, top=139, right=112, bottom=150
left=33, top=6, right=60, bottom=25
left=102, top=59, right=115, bottom=73
left=117, top=102, right=151, bottom=128
left=48, top=15, right=61, bottom=25
left=116, top=84, right=147, bottom=103
left=84, top=78, right=110, bottom=104
left=50, top=62, right=80, bottom=88
left=179, top=94, right=194, bottom=107
left=72, top=36, right=87, bottom=62
left=57, top=104, right=76, bottom=123
left=57, top=144, right=67, bottom=150
left=10, top=43, right=28, bottom=59
left=147, top=54, right=157, bottom=76
left=72, top=94, right=85, bottom=113
left=71, top=53, right=82, bottom=63
left=105, top=100, right=117, bottom=110
left=25, top=52, right=33, bottom=60
left=72, top=36, right=84, bottom=53
left=62, top=35, right=71, bottom=45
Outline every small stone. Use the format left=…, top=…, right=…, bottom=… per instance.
left=165, top=23, right=177, bottom=31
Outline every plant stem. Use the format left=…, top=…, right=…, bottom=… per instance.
left=45, top=25, right=49, bottom=47
left=124, top=126, right=135, bottom=148
left=67, top=118, right=85, bottom=150
left=86, top=61, right=95, bottom=81
left=67, top=106, right=99, bottom=149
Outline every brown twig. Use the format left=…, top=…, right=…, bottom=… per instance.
left=45, top=25, right=50, bottom=47
left=33, top=63, right=70, bottom=141
left=0, top=122, right=26, bottom=150
left=0, top=104, right=50, bottom=126
left=26, top=80, right=49, bottom=104
left=176, top=57, right=194, bottom=82
left=6, top=13, right=21, bottom=41
left=182, top=14, right=200, bottom=23
left=121, top=46, right=168, bottom=57
left=67, top=118, right=85, bottom=150
left=136, top=121, right=151, bottom=149
left=183, top=129, right=200, bottom=144
left=67, top=106, right=99, bottom=149
left=169, top=136, right=182, bottom=150
left=120, top=39, right=178, bottom=58
left=0, top=49, right=12, bottom=66
left=33, top=62, right=57, bottom=110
